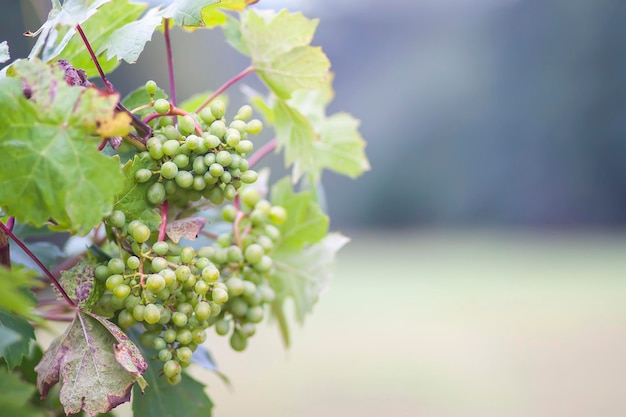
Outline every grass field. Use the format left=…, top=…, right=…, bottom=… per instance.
left=186, top=230, right=626, bottom=417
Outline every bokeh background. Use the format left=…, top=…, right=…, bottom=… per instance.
left=4, top=0, right=626, bottom=416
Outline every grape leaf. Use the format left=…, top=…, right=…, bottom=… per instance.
left=52, top=0, right=146, bottom=77
left=11, top=241, right=63, bottom=273
left=0, top=60, right=126, bottom=234
left=130, top=329, right=214, bottom=417
left=274, top=99, right=316, bottom=181
left=114, top=154, right=162, bottom=230
left=0, top=267, right=41, bottom=319
left=201, top=0, right=257, bottom=28
left=161, top=0, right=219, bottom=28
left=239, top=10, right=330, bottom=98
left=270, top=233, right=348, bottom=347
left=166, top=217, right=207, bottom=243
left=99, top=6, right=162, bottom=65
left=0, top=309, right=35, bottom=369
left=0, top=41, right=9, bottom=64
left=58, top=260, right=104, bottom=310
left=270, top=177, right=328, bottom=253
left=0, top=367, right=46, bottom=417
left=35, top=310, right=147, bottom=416
left=223, top=14, right=248, bottom=55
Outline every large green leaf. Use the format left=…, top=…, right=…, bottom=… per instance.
left=36, top=310, right=147, bottom=416
left=0, top=367, right=46, bottom=417
left=0, top=60, right=126, bottom=234
left=0, top=310, right=36, bottom=370
left=200, top=0, right=255, bottom=28
left=161, top=0, right=219, bottom=28
left=114, top=154, right=162, bottom=230
left=273, top=100, right=316, bottom=181
left=238, top=9, right=330, bottom=99
left=53, top=0, right=146, bottom=77
left=130, top=329, right=214, bottom=417
left=0, top=267, right=40, bottom=319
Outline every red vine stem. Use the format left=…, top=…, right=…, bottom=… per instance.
left=75, top=24, right=113, bottom=91
left=194, top=66, right=255, bottom=113
left=164, top=19, right=177, bottom=108
left=158, top=200, right=169, bottom=242
left=0, top=221, right=76, bottom=308
left=6, top=217, right=15, bottom=231
left=248, top=138, right=277, bottom=168
left=233, top=211, right=245, bottom=248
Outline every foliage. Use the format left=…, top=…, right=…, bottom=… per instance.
left=0, top=1, right=369, bottom=416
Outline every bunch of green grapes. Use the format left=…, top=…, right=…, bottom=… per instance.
left=135, top=83, right=263, bottom=207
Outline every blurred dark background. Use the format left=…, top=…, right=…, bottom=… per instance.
left=3, top=0, right=626, bottom=231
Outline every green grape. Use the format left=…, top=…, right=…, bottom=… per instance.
left=192, top=156, right=208, bottom=175
left=178, top=143, right=191, bottom=156
left=158, top=308, right=172, bottom=325
left=264, top=224, right=281, bottom=241
left=140, top=331, right=159, bottom=348
left=246, top=305, right=264, bottom=323
left=179, top=246, right=195, bottom=264
left=113, top=284, right=131, bottom=299
left=201, top=265, right=219, bottom=282
left=203, top=134, right=221, bottom=149
left=145, top=80, right=157, bottom=95
left=215, top=150, right=232, bottom=167
left=194, top=280, right=209, bottom=296
left=242, top=281, right=257, bottom=298
left=208, top=163, right=224, bottom=177
left=132, top=304, right=146, bottom=322
left=177, top=302, right=194, bottom=317
left=143, top=303, right=161, bottom=324
left=126, top=256, right=140, bottom=270
left=160, top=161, right=179, bottom=179
left=158, top=349, right=172, bottom=362
left=154, top=98, right=170, bottom=114
left=239, top=158, right=249, bottom=172
left=163, top=360, right=181, bottom=378
left=152, top=241, right=170, bottom=255
left=176, top=328, right=193, bottom=345
left=259, top=284, right=276, bottom=303
left=222, top=205, right=237, bottom=222
left=163, top=125, right=180, bottom=141
left=225, top=129, right=241, bottom=147
left=230, top=120, right=248, bottom=134
left=235, top=140, right=253, bottom=154
left=175, top=171, right=193, bottom=189
left=207, top=187, right=224, bottom=205
left=164, top=179, right=177, bottom=195
left=192, top=176, right=206, bottom=191
left=227, top=246, right=243, bottom=263
left=176, top=346, right=194, bottom=363
left=223, top=185, right=236, bottom=201
left=241, top=322, right=256, bottom=338
left=151, top=256, right=168, bottom=272
left=173, top=154, right=190, bottom=169
left=220, top=171, right=232, bottom=184
left=212, top=288, right=229, bottom=304
left=255, top=255, right=273, bottom=272
left=172, top=311, right=188, bottom=327
left=255, top=199, right=272, bottom=214
left=197, top=246, right=215, bottom=259
left=162, top=140, right=180, bottom=156
left=216, top=233, right=232, bottom=248
left=117, top=309, right=135, bottom=329
left=249, top=209, right=266, bottom=226
left=212, top=248, right=228, bottom=264
left=147, top=182, right=166, bottom=206
left=132, top=222, right=152, bottom=243
left=230, top=297, right=248, bottom=317
left=209, top=302, right=222, bottom=317
left=199, top=107, right=216, bottom=124
left=246, top=119, right=263, bottom=134
left=167, top=374, right=182, bottom=385
left=230, top=329, right=248, bottom=351
left=146, top=274, right=166, bottom=292
left=215, top=319, right=230, bottom=336
left=161, top=329, right=175, bottom=345
left=229, top=154, right=242, bottom=169
left=108, top=258, right=126, bottom=275
left=240, top=188, right=261, bottom=208
left=161, top=269, right=176, bottom=288
left=152, top=337, right=167, bottom=351
left=107, top=210, right=126, bottom=228
left=195, top=257, right=211, bottom=270
left=239, top=170, right=259, bottom=184
left=148, top=143, right=164, bottom=160
left=210, top=100, right=226, bottom=119
left=244, top=244, right=264, bottom=264
left=234, top=105, right=253, bottom=121
left=124, top=294, right=141, bottom=310
left=176, top=265, right=192, bottom=282
left=192, top=328, right=207, bottom=344
left=226, top=277, right=244, bottom=296
left=194, top=301, right=211, bottom=321
left=95, top=265, right=110, bottom=282
left=178, top=115, right=196, bottom=136
left=210, top=120, right=227, bottom=138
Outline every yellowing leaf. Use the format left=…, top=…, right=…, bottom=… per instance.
left=96, top=111, right=132, bottom=138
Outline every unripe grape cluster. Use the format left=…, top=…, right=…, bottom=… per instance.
left=95, top=82, right=287, bottom=384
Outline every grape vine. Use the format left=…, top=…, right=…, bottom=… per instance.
left=0, top=1, right=369, bottom=416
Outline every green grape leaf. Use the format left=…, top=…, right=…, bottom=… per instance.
left=271, top=177, right=328, bottom=253
left=130, top=329, right=214, bottom=417
left=0, top=367, right=46, bottom=417
left=58, top=260, right=104, bottom=310
left=223, top=14, right=248, bottom=55
left=273, top=100, right=316, bottom=181
left=114, top=154, right=161, bottom=230
left=239, top=9, right=330, bottom=98
left=271, top=233, right=349, bottom=325
left=0, top=267, right=40, bottom=319
left=201, top=0, right=256, bottom=28
left=53, top=0, right=146, bottom=77
left=161, top=0, right=219, bottom=28
left=99, top=6, right=162, bottom=65
left=35, top=310, right=147, bottom=416
left=0, top=309, right=36, bottom=369
left=0, top=41, right=9, bottom=64
left=0, top=60, right=126, bottom=234
left=121, top=85, right=168, bottom=119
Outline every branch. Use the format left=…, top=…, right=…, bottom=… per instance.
left=194, top=66, right=254, bottom=113
left=0, top=221, right=76, bottom=308
left=158, top=200, right=169, bottom=242
left=75, top=24, right=113, bottom=91
left=164, top=19, right=177, bottom=108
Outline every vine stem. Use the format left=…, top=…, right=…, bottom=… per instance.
left=75, top=24, right=113, bottom=91
left=194, top=66, right=255, bottom=113
left=164, top=19, right=177, bottom=108
left=0, top=221, right=76, bottom=308
left=158, top=200, right=169, bottom=242
left=248, top=138, right=277, bottom=168
left=143, top=106, right=203, bottom=135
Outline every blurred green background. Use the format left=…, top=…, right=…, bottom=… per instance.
left=4, top=0, right=626, bottom=416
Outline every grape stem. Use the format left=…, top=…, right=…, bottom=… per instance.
left=194, top=66, right=255, bottom=113
left=143, top=106, right=203, bottom=135
left=248, top=138, right=277, bottom=168
left=75, top=24, right=113, bottom=91
left=0, top=221, right=77, bottom=308
left=158, top=200, right=169, bottom=242
left=164, top=19, right=177, bottom=108
left=233, top=211, right=245, bottom=248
